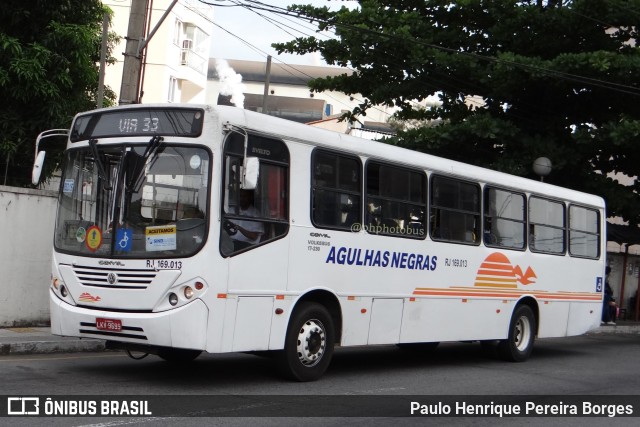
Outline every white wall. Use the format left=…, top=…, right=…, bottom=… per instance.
left=0, top=186, right=57, bottom=327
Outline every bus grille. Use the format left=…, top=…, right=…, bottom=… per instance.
left=79, top=322, right=148, bottom=340
left=72, top=265, right=156, bottom=290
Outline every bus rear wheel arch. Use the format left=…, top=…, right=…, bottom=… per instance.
left=498, top=304, right=537, bottom=362
left=276, top=301, right=336, bottom=382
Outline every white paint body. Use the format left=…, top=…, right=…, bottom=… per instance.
left=49, top=105, right=605, bottom=355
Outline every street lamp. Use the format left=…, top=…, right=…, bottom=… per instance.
left=533, top=157, right=552, bottom=182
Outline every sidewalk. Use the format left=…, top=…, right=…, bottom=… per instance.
left=0, top=322, right=639, bottom=355
left=0, top=327, right=104, bottom=355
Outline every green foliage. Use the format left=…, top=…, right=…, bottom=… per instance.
left=0, top=0, right=117, bottom=187
left=276, top=0, right=640, bottom=225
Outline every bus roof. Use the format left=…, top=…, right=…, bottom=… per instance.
left=211, top=105, right=605, bottom=209
left=74, top=103, right=604, bottom=209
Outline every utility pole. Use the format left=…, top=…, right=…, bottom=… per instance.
left=118, top=0, right=179, bottom=105
left=262, top=55, right=272, bottom=114
left=119, top=0, right=147, bottom=105
left=97, top=12, right=110, bottom=109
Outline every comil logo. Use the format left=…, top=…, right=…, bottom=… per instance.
left=475, top=252, right=537, bottom=288
left=7, top=397, right=39, bottom=415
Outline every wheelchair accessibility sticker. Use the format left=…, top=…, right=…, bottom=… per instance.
left=116, top=228, right=133, bottom=252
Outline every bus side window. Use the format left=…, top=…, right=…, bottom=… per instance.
left=529, top=196, right=565, bottom=254
left=311, top=150, right=361, bottom=230
left=483, top=186, right=526, bottom=250
left=430, top=175, right=480, bottom=245
left=365, top=162, right=426, bottom=239
left=568, top=205, right=600, bottom=258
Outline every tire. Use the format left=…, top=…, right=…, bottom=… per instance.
left=277, top=302, right=335, bottom=382
left=498, top=305, right=536, bottom=362
left=157, top=348, right=202, bottom=363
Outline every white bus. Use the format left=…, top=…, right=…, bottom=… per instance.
left=33, top=104, right=605, bottom=381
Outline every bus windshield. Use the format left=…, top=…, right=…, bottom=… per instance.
left=54, top=143, right=210, bottom=258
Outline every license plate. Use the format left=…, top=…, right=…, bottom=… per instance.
left=96, top=318, right=122, bottom=332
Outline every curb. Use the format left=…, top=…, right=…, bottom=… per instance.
left=587, top=325, right=640, bottom=336
left=0, top=339, right=105, bottom=355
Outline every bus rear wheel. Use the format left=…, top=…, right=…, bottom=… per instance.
left=277, top=302, right=335, bottom=382
left=498, top=305, right=536, bottom=362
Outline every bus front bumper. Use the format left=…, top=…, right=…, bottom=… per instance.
left=49, top=289, right=209, bottom=350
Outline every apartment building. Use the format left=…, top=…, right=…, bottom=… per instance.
left=103, top=0, right=214, bottom=104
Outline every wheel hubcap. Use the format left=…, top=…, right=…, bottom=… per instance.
left=514, top=316, right=531, bottom=351
left=296, top=319, right=326, bottom=367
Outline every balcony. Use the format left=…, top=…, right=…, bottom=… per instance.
left=180, top=39, right=207, bottom=75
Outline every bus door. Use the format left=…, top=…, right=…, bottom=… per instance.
left=219, top=131, right=290, bottom=351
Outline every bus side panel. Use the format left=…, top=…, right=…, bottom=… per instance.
left=536, top=300, right=569, bottom=338
left=219, top=297, right=238, bottom=352
left=205, top=296, right=228, bottom=353
left=268, top=297, right=293, bottom=350
left=368, top=298, right=403, bottom=344
left=400, top=298, right=511, bottom=343
left=232, top=296, right=273, bottom=351
left=340, top=297, right=372, bottom=346
left=227, top=240, right=290, bottom=293
left=222, top=240, right=290, bottom=352
left=566, top=302, right=602, bottom=336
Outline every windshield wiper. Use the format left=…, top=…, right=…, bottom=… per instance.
left=126, top=135, right=164, bottom=194
left=88, top=138, right=112, bottom=191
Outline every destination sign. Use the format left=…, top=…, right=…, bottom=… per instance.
left=70, top=108, right=204, bottom=142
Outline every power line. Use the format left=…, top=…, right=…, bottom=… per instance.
left=202, top=0, right=640, bottom=97
left=200, top=0, right=640, bottom=134
left=210, top=1, right=437, bottom=114
left=209, top=19, right=392, bottom=118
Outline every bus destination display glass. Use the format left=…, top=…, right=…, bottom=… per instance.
left=70, top=108, right=204, bottom=142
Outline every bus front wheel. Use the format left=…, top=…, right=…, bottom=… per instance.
left=498, top=305, right=536, bottom=362
left=277, top=302, right=335, bottom=382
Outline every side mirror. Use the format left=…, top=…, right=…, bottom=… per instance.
left=32, top=151, right=46, bottom=185
left=241, top=157, right=259, bottom=190
left=32, top=128, right=69, bottom=186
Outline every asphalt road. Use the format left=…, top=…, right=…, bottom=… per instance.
left=0, top=334, right=638, bottom=426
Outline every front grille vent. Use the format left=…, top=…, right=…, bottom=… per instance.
left=72, top=265, right=156, bottom=290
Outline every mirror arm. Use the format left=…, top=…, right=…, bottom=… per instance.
left=32, top=129, right=69, bottom=186
left=222, top=123, right=258, bottom=190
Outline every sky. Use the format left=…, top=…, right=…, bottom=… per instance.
left=208, top=0, right=356, bottom=65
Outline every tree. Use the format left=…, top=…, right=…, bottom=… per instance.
left=275, top=0, right=640, bottom=225
left=0, top=0, right=117, bottom=187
